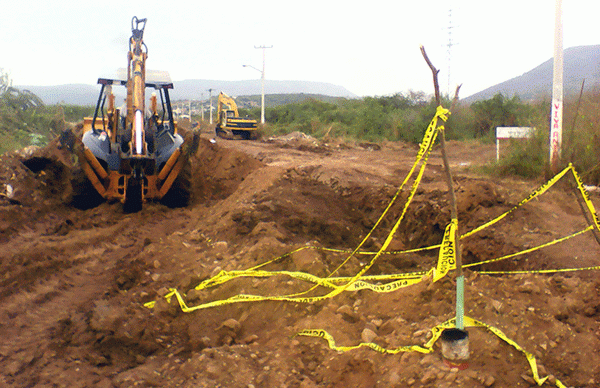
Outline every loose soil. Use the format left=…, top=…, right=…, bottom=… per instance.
left=0, top=125, right=598, bottom=388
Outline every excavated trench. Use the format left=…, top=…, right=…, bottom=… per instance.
left=2, top=131, right=599, bottom=387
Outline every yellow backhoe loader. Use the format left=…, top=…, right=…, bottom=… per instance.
left=215, top=92, right=258, bottom=140
left=61, top=16, right=198, bottom=212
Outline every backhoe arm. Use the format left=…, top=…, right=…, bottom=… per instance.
left=127, top=16, right=148, bottom=155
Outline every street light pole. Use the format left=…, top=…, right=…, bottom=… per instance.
left=255, top=45, right=272, bottom=124
left=243, top=64, right=264, bottom=123
left=201, top=93, right=205, bottom=121
left=244, top=45, right=272, bottom=124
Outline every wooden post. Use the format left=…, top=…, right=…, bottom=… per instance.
left=420, top=45, right=465, bottom=330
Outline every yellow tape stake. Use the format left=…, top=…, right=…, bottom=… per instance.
left=298, top=316, right=567, bottom=388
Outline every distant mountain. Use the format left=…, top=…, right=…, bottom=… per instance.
left=15, top=79, right=356, bottom=106
left=173, top=79, right=356, bottom=100
left=464, top=45, right=600, bottom=103
left=16, top=84, right=105, bottom=106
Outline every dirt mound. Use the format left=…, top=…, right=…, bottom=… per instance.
left=191, top=137, right=265, bottom=203
left=0, top=132, right=599, bottom=387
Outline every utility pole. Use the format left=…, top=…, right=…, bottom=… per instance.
left=255, top=45, right=272, bottom=124
left=549, top=0, right=563, bottom=173
left=445, top=9, right=458, bottom=97
left=208, top=88, right=214, bottom=124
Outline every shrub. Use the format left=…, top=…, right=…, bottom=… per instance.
left=0, top=88, right=95, bottom=154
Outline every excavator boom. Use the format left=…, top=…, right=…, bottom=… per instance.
left=215, top=91, right=258, bottom=140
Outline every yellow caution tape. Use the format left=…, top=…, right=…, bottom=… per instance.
left=228, top=106, right=448, bottom=304
left=143, top=127, right=442, bottom=312
left=144, top=162, right=600, bottom=311
left=462, top=164, right=572, bottom=239
left=295, top=328, right=431, bottom=354
left=571, top=165, right=600, bottom=233
left=145, top=109, right=598, bottom=332
left=433, top=218, right=457, bottom=282
left=144, top=175, right=600, bottom=311
left=464, top=225, right=594, bottom=269
left=223, top=106, right=449, bottom=306
left=318, top=116, right=441, bottom=299
left=478, top=263, right=600, bottom=275
left=346, top=276, right=425, bottom=292
left=141, top=110, right=592, bottom=387
left=298, top=316, right=567, bottom=388
left=315, top=105, right=447, bottom=281
left=463, top=317, right=566, bottom=388
left=193, top=268, right=428, bottom=293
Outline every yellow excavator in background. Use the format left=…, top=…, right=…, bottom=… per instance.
left=215, top=92, right=258, bottom=140
left=61, top=16, right=198, bottom=212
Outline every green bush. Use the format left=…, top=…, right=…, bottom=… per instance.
left=262, top=92, right=438, bottom=143
left=561, top=89, right=600, bottom=184
left=491, top=128, right=548, bottom=178
left=0, top=87, right=95, bottom=154
left=473, top=90, right=600, bottom=182
left=470, top=93, right=535, bottom=137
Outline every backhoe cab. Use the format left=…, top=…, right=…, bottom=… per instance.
left=215, top=92, right=258, bottom=140
left=63, top=16, right=198, bottom=212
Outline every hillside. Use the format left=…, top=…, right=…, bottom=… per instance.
left=13, top=45, right=599, bottom=106
left=14, top=84, right=104, bottom=106
left=15, top=79, right=356, bottom=106
left=464, top=45, right=600, bottom=102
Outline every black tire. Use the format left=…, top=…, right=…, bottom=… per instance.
left=123, top=177, right=143, bottom=213
left=160, top=160, right=192, bottom=208
left=232, top=130, right=251, bottom=140
left=70, top=168, right=105, bottom=210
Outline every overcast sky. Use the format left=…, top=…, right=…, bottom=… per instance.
left=1, top=0, right=598, bottom=98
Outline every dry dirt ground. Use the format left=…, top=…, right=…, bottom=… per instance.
left=0, top=125, right=599, bottom=388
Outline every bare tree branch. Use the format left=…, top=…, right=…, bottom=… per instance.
left=451, top=84, right=462, bottom=110
left=419, top=46, right=441, bottom=105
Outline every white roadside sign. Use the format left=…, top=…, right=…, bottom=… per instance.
left=496, top=127, right=534, bottom=161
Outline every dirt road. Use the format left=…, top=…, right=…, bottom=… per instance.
left=0, top=128, right=598, bottom=387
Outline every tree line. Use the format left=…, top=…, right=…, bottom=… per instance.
left=1, top=71, right=599, bottom=184
left=248, top=90, right=599, bottom=183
